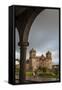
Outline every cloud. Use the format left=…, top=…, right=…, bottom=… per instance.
left=15, top=9, right=59, bottom=65
left=28, top=9, right=59, bottom=64
left=15, top=51, right=20, bottom=59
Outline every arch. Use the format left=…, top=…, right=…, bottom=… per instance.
left=15, top=7, right=45, bottom=83
left=23, top=9, right=44, bottom=42
left=16, top=8, right=45, bottom=44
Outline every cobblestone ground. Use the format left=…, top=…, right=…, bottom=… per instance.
left=15, top=75, right=59, bottom=83
left=26, top=76, right=58, bottom=81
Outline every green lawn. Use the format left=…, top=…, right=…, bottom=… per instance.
left=26, top=72, right=33, bottom=77
left=15, top=67, right=59, bottom=79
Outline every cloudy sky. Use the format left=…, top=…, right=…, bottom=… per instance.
left=15, top=9, right=59, bottom=65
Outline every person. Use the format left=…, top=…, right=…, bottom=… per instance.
left=33, top=71, right=36, bottom=78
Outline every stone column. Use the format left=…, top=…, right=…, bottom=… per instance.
left=18, top=42, right=29, bottom=83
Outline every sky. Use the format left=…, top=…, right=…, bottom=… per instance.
left=15, top=9, right=59, bottom=65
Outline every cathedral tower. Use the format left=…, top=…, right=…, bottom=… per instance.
left=46, top=51, right=52, bottom=59
left=29, top=48, right=36, bottom=58
left=46, top=51, right=52, bottom=69
left=29, top=48, right=37, bottom=72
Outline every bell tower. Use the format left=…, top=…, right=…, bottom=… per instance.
left=46, top=51, right=52, bottom=69
left=29, top=48, right=36, bottom=58
left=46, top=51, right=52, bottom=59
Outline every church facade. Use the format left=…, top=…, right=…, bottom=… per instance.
left=26, top=48, right=52, bottom=72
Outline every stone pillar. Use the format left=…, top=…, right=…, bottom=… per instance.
left=18, top=42, right=29, bottom=83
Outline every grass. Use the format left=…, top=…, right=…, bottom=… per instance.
left=15, top=67, right=59, bottom=79
left=37, top=71, right=59, bottom=78
left=26, top=72, right=33, bottom=77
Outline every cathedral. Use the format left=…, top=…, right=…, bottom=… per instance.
left=26, top=48, right=52, bottom=72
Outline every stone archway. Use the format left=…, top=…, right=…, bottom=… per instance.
left=15, top=6, right=45, bottom=83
